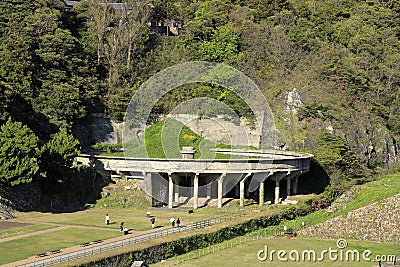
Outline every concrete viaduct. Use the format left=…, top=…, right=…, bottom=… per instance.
left=76, top=149, right=312, bottom=209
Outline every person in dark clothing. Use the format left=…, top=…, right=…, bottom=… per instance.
left=150, top=217, right=155, bottom=229
left=176, top=218, right=181, bottom=228
left=120, top=222, right=124, bottom=231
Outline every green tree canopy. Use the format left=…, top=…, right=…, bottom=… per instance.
left=39, top=128, right=80, bottom=184
left=314, top=131, right=362, bottom=183
left=0, top=118, right=39, bottom=187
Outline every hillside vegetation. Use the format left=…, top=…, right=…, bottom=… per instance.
left=283, top=172, right=400, bottom=229
left=0, top=0, right=399, bottom=199
left=99, top=118, right=253, bottom=159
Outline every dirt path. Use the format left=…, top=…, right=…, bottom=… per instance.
left=0, top=227, right=167, bottom=267
left=11, top=220, right=120, bottom=231
left=0, top=221, right=32, bottom=231
left=0, top=225, right=70, bottom=243
left=0, top=220, right=120, bottom=244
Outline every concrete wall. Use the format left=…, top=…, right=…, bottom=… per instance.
left=74, top=113, right=261, bottom=148
left=169, top=114, right=261, bottom=148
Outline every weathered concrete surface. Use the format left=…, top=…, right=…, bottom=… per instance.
left=76, top=149, right=312, bottom=208
left=169, top=114, right=261, bottom=147
left=77, top=149, right=312, bottom=174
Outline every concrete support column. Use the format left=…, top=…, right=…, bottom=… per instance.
left=143, top=172, right=150, bottom=192
left=286, top=177, right=291, bottom=197
left=207, top=183, right=212, bottom=199
left=239, top=173, right=251, bottom=207
left=168, top=173, right=173, bottom=209
left=239, top=180, right=245, bottom=206
left=144, top=172, right=154, bottom=206
left=293, top=176, right=299, bottom=195
left=174, top=174, right=179, bottom=202
left=193, top=173, right=199, bottom=209
left=259, top=182, right=264, bottom=206
left=217, top=174, right=226, bottom=208
left=274, top=179, right=280, bottom=204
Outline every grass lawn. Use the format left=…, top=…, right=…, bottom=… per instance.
left=155, top=236, right=399, bottom=267
left=3, top=202, right=294, bottom=266
left=0, top=228, right=121, bottom=265
left=278, top=172, right=400, bottom=231
left=4, top=172, right=398, bottom=266
left=148, top=173, right=400, bottom=267
left=0, top=224, right=56, bottom=239
left=12, top=202, right=290, bottom=231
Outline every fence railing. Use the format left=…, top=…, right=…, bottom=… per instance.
left=153, top=226, right=286, bottom=267
left=17, top=214, right=245, bottom=267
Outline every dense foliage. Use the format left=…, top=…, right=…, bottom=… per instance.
left=0, top=118, right=80, bottom=188
left=0, top=118, right=39, bottom=186
left=1, top=0, right=400, bottom=192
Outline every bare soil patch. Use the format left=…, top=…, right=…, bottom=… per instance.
left=0, top=221, right=32, bottom=231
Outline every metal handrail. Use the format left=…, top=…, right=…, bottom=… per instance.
left=18, top=214, right=245, bottom=267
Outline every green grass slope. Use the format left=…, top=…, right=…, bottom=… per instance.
left=99, top=118, right=255, bottom=159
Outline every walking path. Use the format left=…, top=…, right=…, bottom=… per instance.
left=0, top=222, right=119, bottom=243
left=0, top=225, right=69, bottom=243
left=1, top=227, right=162, bottom=267
left=1, top=215, right=241, bottom=267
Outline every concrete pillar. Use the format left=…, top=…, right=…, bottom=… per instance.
left=239, top=180, right=245, bottom=206
left=217, top=174, right=226, bottom=208
left=168, top=173, right=173, bottom=209
left=207, top=183, right=212, bottom=199
left=259, top=182, right=264, bottom=206
left=293, top=176, right=299, bottom=195
left=174, top=174, right=179, bottom=202
left=193, top=173, right=199, bottom=209
left=239, top=173, right=251, bottom=207
left=144, top=172, right=154, bottom=206
left=286, top=177, right=291, bottom=197
left=274, top=178, right=280, bottom=204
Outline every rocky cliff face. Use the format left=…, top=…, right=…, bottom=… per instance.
left=74, top=113, right=125, bottom=146
left=280, top=87, right=399, bottom=168
left=74, top=88, right=399, bottom=172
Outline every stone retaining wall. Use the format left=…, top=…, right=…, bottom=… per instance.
left=299, top=194, right=400, bottom=243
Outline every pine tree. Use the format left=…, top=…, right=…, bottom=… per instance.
left=0, top=118, right=39, bottom=186
left=39, top=128, right=80, bottom=184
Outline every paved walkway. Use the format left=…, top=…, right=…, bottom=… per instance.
left=0, top=216, right=238, bottom=267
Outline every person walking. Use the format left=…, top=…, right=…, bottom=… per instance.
left=176, top=218, right=181, bottom=228
left=105, top=214, right=109, bottom=225
left=123, top=227, right=129, bottom=235
left=120, top=222, right=124, bottom=231
left=170, top=217, right=175, bottom=228
left=150, top=217, right=155, bottom=229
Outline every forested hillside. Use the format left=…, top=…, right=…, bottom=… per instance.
left=1, top=0, right=399, bottom=197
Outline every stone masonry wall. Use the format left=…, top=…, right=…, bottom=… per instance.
left=299, top=194, right=400, bottom=243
